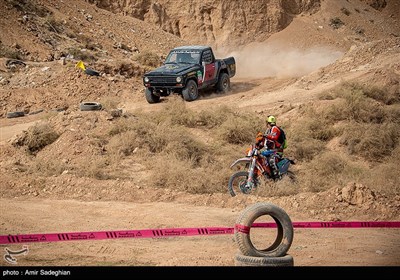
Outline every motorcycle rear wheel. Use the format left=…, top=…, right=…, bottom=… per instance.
left=228, top=171, right=258, bottom=197
left=281, top=170, right=297, bottom=183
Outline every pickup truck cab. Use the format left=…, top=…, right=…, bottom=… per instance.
left=143, top=45, right=236, bottom=103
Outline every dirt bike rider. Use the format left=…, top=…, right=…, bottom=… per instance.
left=255, top=115, right=285, bottom=179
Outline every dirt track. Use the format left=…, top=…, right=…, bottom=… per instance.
left=1, top=198, right=399, bottom=266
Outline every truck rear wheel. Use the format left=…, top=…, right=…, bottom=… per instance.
left=182, top=79, right=198, bottom=101
left=145, top=88, right=160, bottom=104
left=216, top=72, right=230, bottom=93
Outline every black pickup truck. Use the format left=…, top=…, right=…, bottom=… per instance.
left=142, top=45, right=236, bottom=103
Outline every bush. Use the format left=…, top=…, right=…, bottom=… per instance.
left=0, top=42, right=24, bottom=59
left=326, top=83, right=387, bottom=123
left=14, top=122, right=59, bottom=154
left=301, top=151, right=349, bottom=192
left=329, top=17, right=345, bottom=29
left=340, top=122, right=399, bottom=161
left=133, top=51, right=161, bottom=67
left=68, top=47, right=96, bottom=62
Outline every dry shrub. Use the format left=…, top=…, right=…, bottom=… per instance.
left=290, top=139, right=324, bottom=162
left=163, top=130, right=207, bottom=164
left=318, top=90, right=336, bottom=100
left=133, top=51, right=161, bottom=67
left=8, top=0, right=50, bottom=17
left=114, top=61, right=142, bottom=78
left=363, top=86, right=400, bottom=105
left=329, top=17, right=344, bottom=29
left=256, top=177, right=299, bottom=197
left=67, top=47, right=97, bottom=62
left=108, top=110, right=206, bottom=163
left=161, top=96, right=198, bottom=126
left=340, top=122, right=399, bottom=161
left=108, top=119, right=131, bottom=136
left=44, top=15, right=64, bottom=33
left=195, top=105, right=234, bottom=128
left=313, top=152, right=347, bottom=176
left=100, top=97, right=120, bottom=111
left=301, top=151, right=349, bottom=192
left=301, top=161, right=367, bottom=193
left=386, top=104, right=400, bottom=124
left=146, top=154, right=229, bottom=194
left=159, top=97, right=237, bottom=129
left=293, top=102, right=338, bottom=141
left=0, top=42, right=24, bottom=59
left=218, top=119, right=252, bottom=144
left=28, top=158, right=67, bottom=176
left=141, top=124, right=206, bottom=164
left=361, top=145, right=400, bottom=196
left=76, top=158, right=112, bottom=180
left=15, top=122, right=59, bottom=154
left=136, top=122, right=170, bottom=153
left=307, top=119, right=336, bottom=141
left=330, top=82, right=387, bottom=123
left=217, top=113, right=263, bottom=145
left=107, top=131, right=139, bottom=156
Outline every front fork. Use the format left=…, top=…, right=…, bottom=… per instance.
left=246, top=156, right=258, bottom=189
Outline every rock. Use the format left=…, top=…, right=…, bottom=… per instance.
left=338, top=183, right=376, bottom=206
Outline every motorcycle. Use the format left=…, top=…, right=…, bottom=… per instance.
left=228, top=143, right=296, bottom=197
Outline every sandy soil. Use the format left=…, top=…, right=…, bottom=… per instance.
left=1, top=198, right=399, bottom=267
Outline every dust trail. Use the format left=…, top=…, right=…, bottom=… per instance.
left=216, top=42, right=343, bottom=79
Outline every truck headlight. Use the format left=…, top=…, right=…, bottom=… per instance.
left=176, top=76, right=182, bottom=83
left=144, top=77, right=149, bottom=83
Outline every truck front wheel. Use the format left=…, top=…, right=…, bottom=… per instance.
left=216, top=72, right=230, bottom=93
left=182, top=79, right=198, bottom=101
left=145, top=88, right=161, bottom=104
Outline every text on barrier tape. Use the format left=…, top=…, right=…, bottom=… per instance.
left=1, top=221, right=399, bottom=245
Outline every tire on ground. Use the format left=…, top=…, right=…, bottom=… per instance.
left=216, top=72, right=230, bottom=92
left=80, top=102, right=102, bottom=111
left=84, top=68, right=100, bottom=76
left=234, top=253, right=294, bottom=267
left=182, top=79, right=199, bottom=101
left=145, top=88, right=160, bottom=103
left=6, top=111, right=25, bottom=118
left=29, top=109, right=44, bottom=115
left=234, top=202, right=293, bottom=257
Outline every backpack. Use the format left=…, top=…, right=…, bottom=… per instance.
left=277, top=126, right=287, bottom=149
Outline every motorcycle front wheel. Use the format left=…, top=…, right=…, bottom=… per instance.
left=228, top=171, right=257, bottom=197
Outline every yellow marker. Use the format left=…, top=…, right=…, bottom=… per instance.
left=75, top=61, right=86, bottom=70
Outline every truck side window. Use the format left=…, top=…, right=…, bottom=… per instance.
left=202, top=50, right=213, bottom=64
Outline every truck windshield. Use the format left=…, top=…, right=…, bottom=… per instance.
left=165, top=51, right=200, bottom=64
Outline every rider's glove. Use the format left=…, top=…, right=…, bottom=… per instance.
left=255, top=132, right=264, bottom=147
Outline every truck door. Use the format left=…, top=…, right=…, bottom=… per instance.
left=201, top=49, right=217, bottom=86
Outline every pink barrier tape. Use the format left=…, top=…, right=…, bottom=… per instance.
left=1, top=221, right=399, bottom=245
left=0, top=227, right=234, bottom=245
left=252, top=221, right=400, bottom=228
left=235, top=224, right=250, bottom=234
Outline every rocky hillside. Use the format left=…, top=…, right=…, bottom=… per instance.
left=1, top=0, right=399, bottom=64
left=87, top=0, right=321, bottom=50
left=86, top=0, right=399, bottom=52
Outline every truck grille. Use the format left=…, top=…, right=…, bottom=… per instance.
left=148, top=76, right=177, bottom=85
